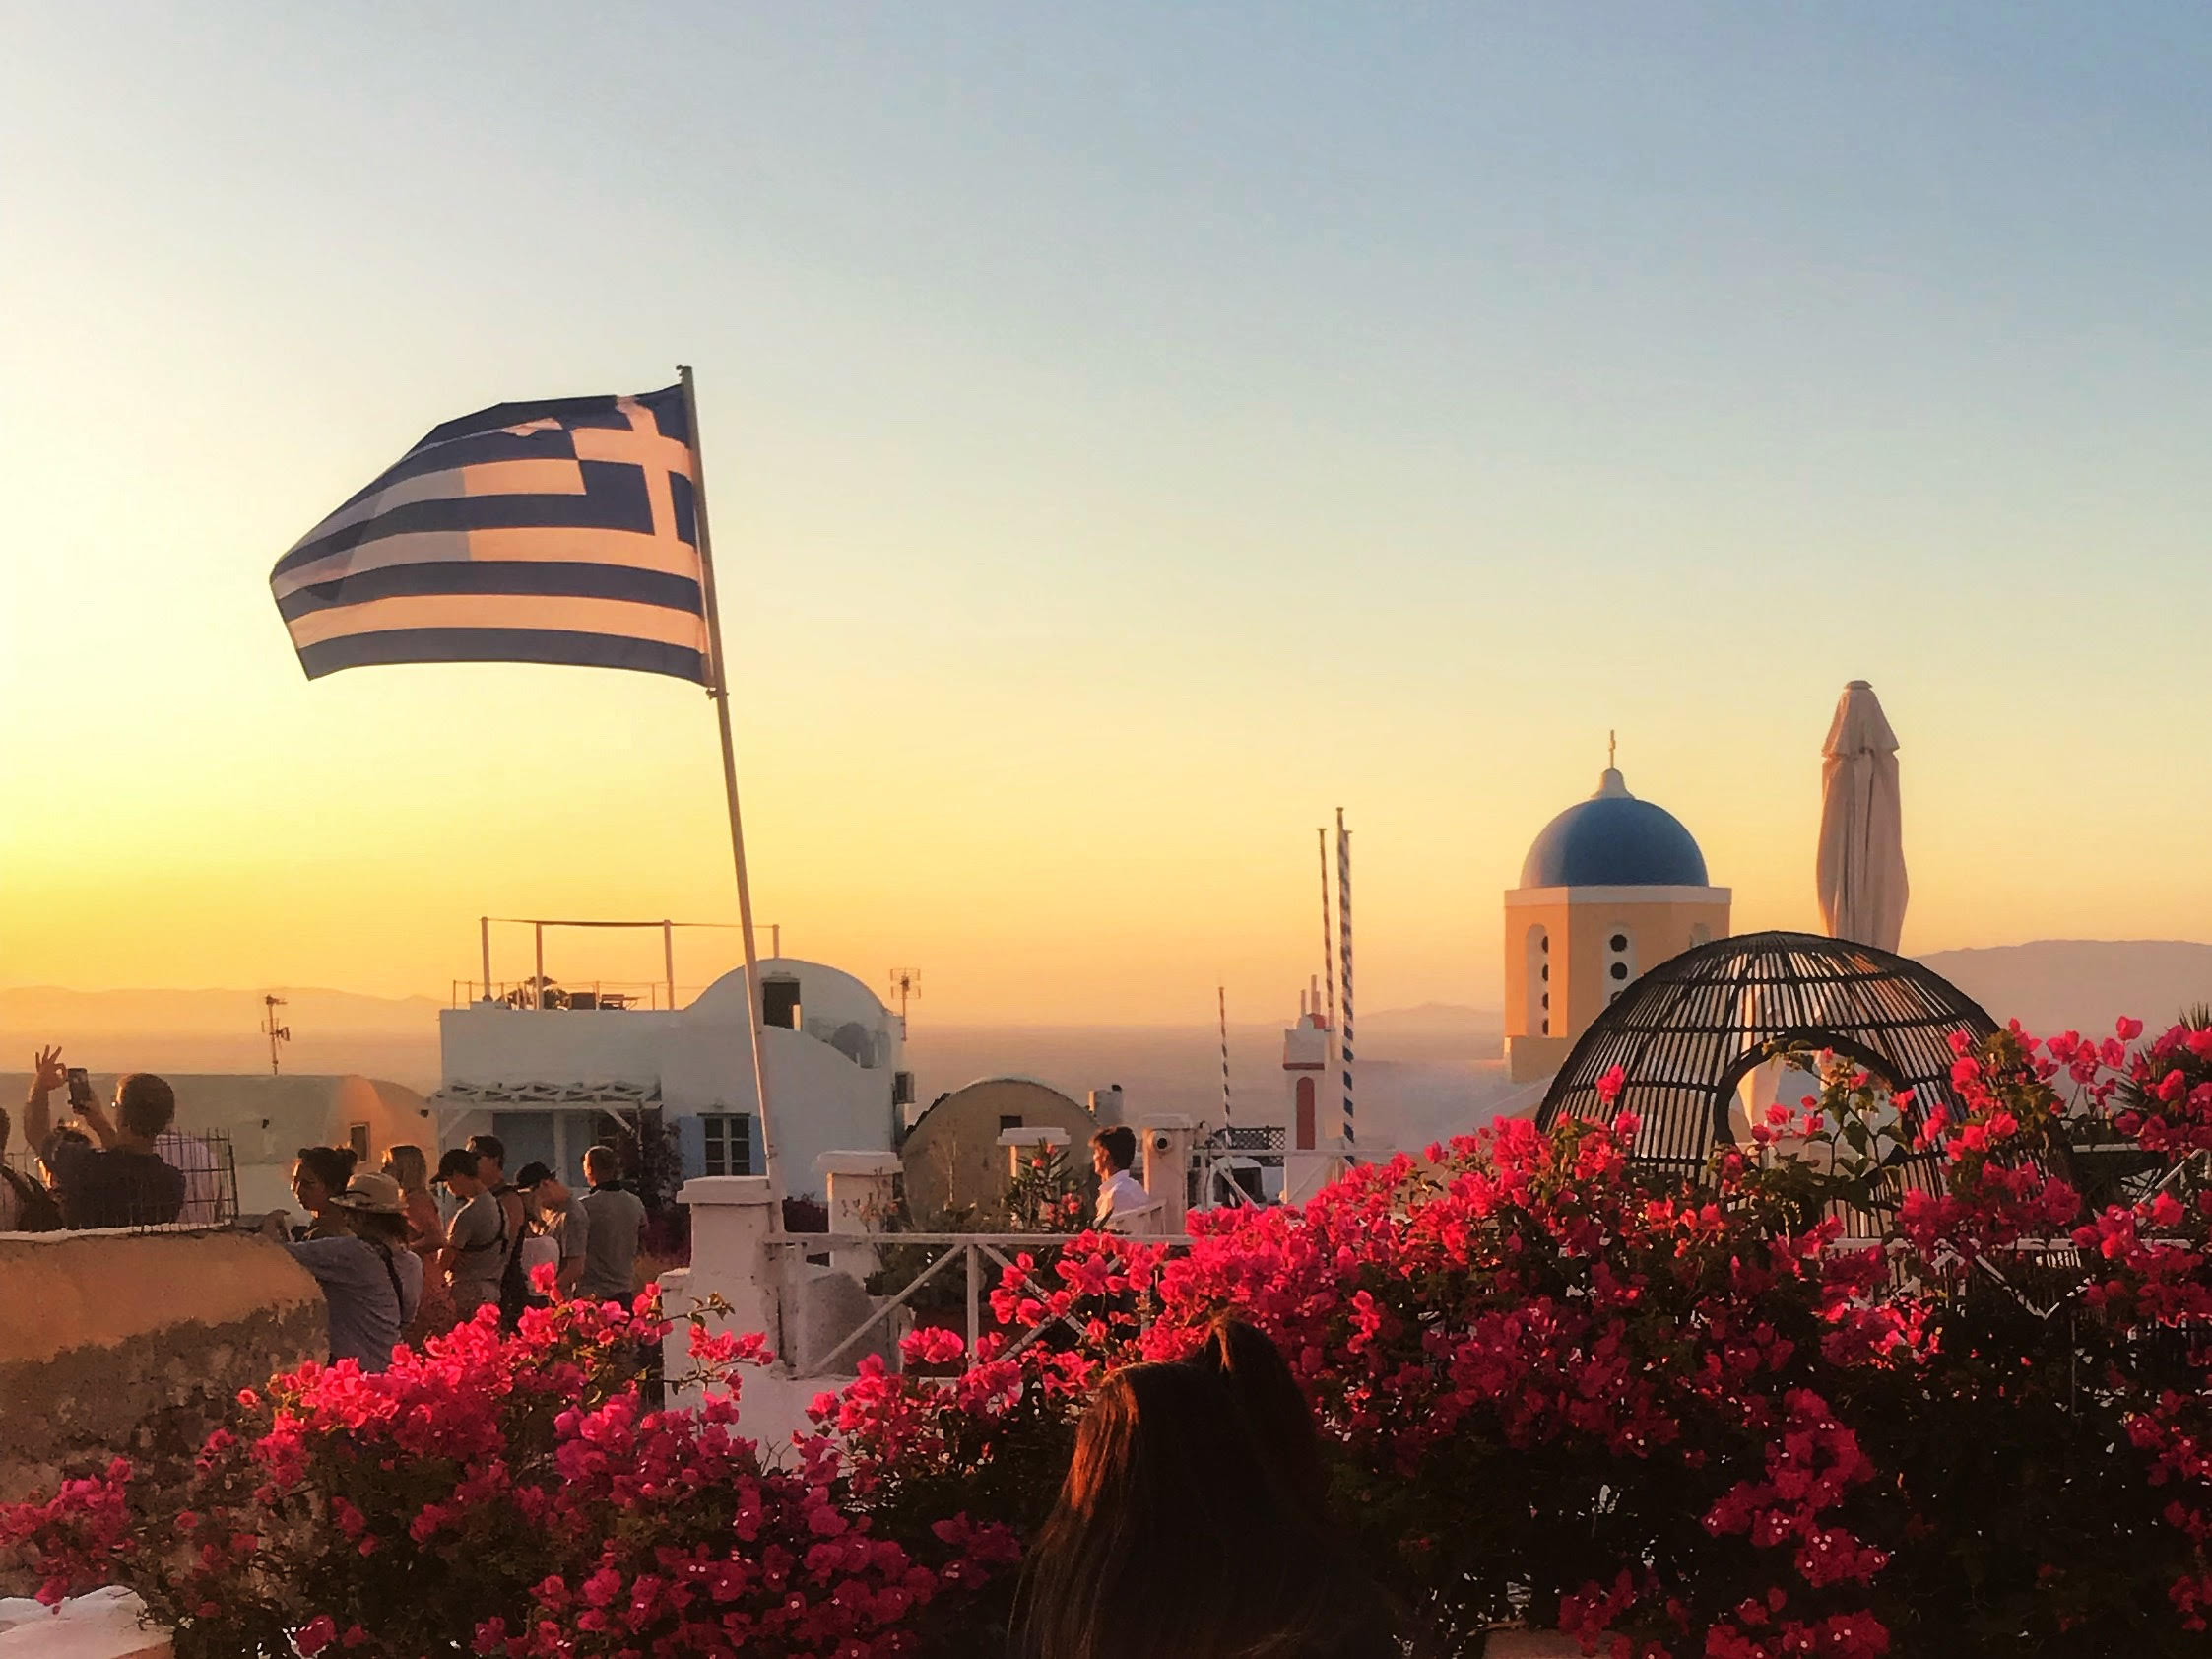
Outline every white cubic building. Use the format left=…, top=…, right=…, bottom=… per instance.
left=434, top=952, right=913, bottom=1199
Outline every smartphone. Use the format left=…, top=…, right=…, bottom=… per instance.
left=65, top=1067, right=95, bottom=1112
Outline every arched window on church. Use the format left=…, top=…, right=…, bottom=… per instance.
left=1605, top=927, right=1636, bottom=1006
left=1295, top=1077, right=1316, bottom=1150
left=1527, top=924, right=1551, bottom=1036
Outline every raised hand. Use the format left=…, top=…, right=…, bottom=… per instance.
left=24, top=1045, right=69, bottom=1150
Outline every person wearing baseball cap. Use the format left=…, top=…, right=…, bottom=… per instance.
left=260, top=1170, right=424, bottom=1372
left=513, top=1161, right=590, bottom=1299
left=434, top=1146, right=515, bottom=1318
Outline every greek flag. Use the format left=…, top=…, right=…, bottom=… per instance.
left=270, top=384, right=711, bottom=685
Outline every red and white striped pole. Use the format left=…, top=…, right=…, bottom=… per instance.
left=1217, top=982, right=1232, bottom=1122
left=1336, top=808, right=1354, bottom=1155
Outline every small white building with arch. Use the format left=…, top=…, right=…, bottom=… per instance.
left=434, top=956, right=913, bottom=1199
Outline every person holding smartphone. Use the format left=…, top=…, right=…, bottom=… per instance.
left=22, top=1045, right=187, bottom=1228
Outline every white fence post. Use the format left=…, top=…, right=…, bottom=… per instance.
left=1141, top=1114, right=1195, bottom=1234
left=818, top=1151, right=903, bottom=1282
left=659, top=1174, right=779, bottom=1398
left=998, top=1124, right=1071, bottom=1184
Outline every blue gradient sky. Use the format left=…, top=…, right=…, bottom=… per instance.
left=3, top=5, right=2209, bottom=1020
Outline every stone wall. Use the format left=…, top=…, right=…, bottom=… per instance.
left=0, top=1231, right=325, bottom=1524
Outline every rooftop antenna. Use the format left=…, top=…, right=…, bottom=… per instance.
left=1217, top=981, right=1233, bottom=1122
left=887, top=968, right=922, bottom=1038
left=261, top=994, right=292, bottom=1077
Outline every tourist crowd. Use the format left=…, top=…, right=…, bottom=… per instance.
left=263, top=1131, right=647, bottom=1372
left=9, top=1045, right=648, bottom=1376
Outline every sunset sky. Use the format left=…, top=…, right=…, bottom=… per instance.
left=5, top=5, right=2211, bottom=1024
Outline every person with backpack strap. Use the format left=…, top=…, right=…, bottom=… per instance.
left=261, top=1172, right=423, bottom=1372
left=434, top=1147, right=518, bottom=1320
left=463, top=1134, right=534, bottom=1330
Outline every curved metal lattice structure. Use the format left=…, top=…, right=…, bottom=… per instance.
left=1536, top=930, right=1999, bottom=1182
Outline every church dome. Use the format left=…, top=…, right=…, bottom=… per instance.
left=1520, top=767, right=1709, bottom=889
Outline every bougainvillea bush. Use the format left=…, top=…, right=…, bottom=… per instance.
left=8, top=1013, right=2212, bottom=1657
left=1125, top=1012, right=2212, bottom=1658
left=0, top=1292, right=1024, bottom=1658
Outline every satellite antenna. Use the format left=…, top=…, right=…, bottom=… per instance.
left=261, top=994, right=292, bottom=1077
left=887, top=968, right=921, bottom=1037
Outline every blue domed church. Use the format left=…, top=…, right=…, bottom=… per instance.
left=1505, top=761, right=1731, bottom=1083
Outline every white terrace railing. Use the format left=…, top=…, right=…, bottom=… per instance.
left=766, top=1231, right=1190, bottom=1379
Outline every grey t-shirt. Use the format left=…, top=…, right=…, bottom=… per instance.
left=576, top=1184, right=647, bottom=1301
left=445, top=1190, right=511, bottom=1312
left=548, top=1196, right=590, bottom=1263
left=286, top=1235, right=423, bottom=1372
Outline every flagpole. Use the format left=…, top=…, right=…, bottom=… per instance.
left=677, top=365, right=784, bottom=1216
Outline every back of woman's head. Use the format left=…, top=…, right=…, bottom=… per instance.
left=1187, top=1317, right=1327, bottom=1513
left=380, top=1143, right=428, bottom=1195
left=1012, top=1361, right=1386, bottom=1659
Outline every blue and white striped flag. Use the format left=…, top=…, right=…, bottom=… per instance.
left=270, top=384, right=711, bottom=684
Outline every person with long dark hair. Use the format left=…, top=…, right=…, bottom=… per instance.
left=290, top=1145, right=358, bottom=1239
left=1186, top=1314, right=1330, bottom=1514
left=1009, top=1355, right=1394, bottom=1659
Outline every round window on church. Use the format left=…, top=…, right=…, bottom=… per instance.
left=1540, top=963, right=1549, bottom=982
left=1540, top=936, right=1549, bottom=953
left=1609, top=962, right=1629, bottom=981
left=1609, top=933, right=1628, bottom=952
left=1540, top=992, right=1549, bottom=1010
left=1540, top=1018, right=1549, bottom=1035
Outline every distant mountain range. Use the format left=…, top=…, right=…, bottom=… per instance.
left=4, top=939, right=2206, bottom=1109
left=0, top=985, right=446, bottom=1090
left=0, top=985, right=441, bottom=1033
left=1919, top=941, right=2212, bottom=1038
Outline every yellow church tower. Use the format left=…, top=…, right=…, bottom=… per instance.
left=1504, top=750, right=1731, bottom=1083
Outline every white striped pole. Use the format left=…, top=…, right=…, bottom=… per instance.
left=1336, top=808, right=1354, bottom=1155
left=1317, top=828, right=1336, bottom=1036
left=1218, top=982, right=1232, bottom=1121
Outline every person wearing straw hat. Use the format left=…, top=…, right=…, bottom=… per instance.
left=259, top=1170, right=424, bottom=1372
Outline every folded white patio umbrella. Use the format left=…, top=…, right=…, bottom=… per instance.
left=1817, top=680, right=1909, bottom=952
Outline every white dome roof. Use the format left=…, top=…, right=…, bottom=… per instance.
left=689, top=958, right=892, bottom=1026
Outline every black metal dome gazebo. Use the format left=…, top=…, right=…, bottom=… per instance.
left=1535, top=930, right=2000, bottom=1180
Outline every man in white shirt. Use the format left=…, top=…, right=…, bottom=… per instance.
left=1090, top=1125, right=1159, bottom=1234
